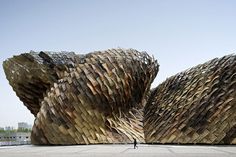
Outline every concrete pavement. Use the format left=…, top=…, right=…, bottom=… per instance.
left=0, top=144, right=236, bottom=157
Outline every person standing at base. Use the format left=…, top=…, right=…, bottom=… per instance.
left=133, top=138, right=138, bottom=149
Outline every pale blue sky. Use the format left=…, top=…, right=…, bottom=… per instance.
left=0, top=0, right=236, bottom=128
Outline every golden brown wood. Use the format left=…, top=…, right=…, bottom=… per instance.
left=4, top=49, right=236, bottom=145
left=3, top=49, right=158, bottom=145
left=144, top=55, right=236, bottom=144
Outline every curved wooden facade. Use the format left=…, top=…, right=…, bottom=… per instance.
left=3, top=49, right=158, bottom=144
left=144, top=55, right=236, bottom=144
left=3, top=49, right=236, bottom=144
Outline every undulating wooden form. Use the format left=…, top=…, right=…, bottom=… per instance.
left=144, top=55, right=236, bottom=144
left=3, top=49, right=159, bottom=145
left=4, top=49, right=236, bottom=145
left=3, top=51, right=78, bottom=116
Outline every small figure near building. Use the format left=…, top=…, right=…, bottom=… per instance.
left=133, top=138, right=138, bottom=149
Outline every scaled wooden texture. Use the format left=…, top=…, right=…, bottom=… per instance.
left=144, top=55, right=236, bottom=144
left=3, top=49, right=159, bottom=145
left=2, top=51, right=78, bottom=116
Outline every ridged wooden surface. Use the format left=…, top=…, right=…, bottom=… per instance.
left=4, top=49, right=236, bottom=145
left=3, top=49, right=158, bottom=145
left=144, top=55, right=236, bottom=144
left=3, top=51, right=78, bottom=116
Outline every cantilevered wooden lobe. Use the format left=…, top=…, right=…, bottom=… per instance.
left=3, top=49, right=159, bottom=145
left=3, top=51, right=78, bottom=116
left=144, top=55, right=236, bottom=144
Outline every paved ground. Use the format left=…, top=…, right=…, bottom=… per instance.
left=0, top=144, right=236, bottom=157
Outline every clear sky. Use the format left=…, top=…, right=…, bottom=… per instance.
left=0, top=0, right=236, bottom=128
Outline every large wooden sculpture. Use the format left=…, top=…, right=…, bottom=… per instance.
left=3, top=49, right=159, bottom=144
left=144, top=55, right=236, bottom=144
left=3, top=49, right=236, bottom=145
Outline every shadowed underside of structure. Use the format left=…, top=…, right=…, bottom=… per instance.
left=3, top=49, right=236, bottom=145
left=144, top=55, right=236, bottom=144
left=3, top=48, right=158, bottom=145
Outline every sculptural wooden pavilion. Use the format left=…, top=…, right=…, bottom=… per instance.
left=3, top=48, right=236, bottom=145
